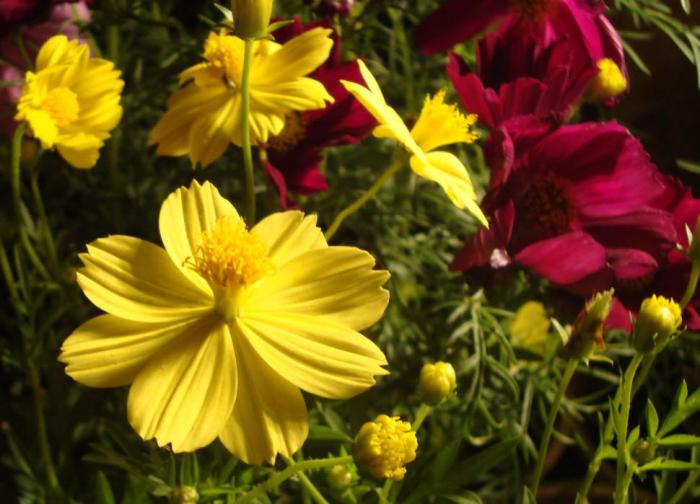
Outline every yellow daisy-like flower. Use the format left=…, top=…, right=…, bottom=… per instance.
left=15, top=35, right=124, bottom=169
left=59, top=180, right=390, bottom=464
left=341, top=61, right=487, bottom=226
left=149, top=28, right=335, bottom=167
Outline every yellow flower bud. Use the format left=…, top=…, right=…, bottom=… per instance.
left=353, top=415, right=417, bottom=481
left=633, top=295, right=682, bottom=353
left=588, top=58, right=627, bottom=102
left=561, top=289, right=614, bottom=360
left=171, top=486, right=198, bottom=504
left=326, top=464, right=353, bottom=491
left=417, top=362, right=456, bottom=405
left=230, top=0, right=273, bottom=39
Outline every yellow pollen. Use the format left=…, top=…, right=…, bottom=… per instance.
left=589, top=58, right=627, bottom=102
left=203, top=33, right=244, bottom=87
left=41, top=87, right=79, bottom=127
left=267, top=112, right=307, bottom=152
left=188, top=215, right=272, bottom=289
left=410, top=89, right=479, bottom=152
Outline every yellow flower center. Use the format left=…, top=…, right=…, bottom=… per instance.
left=589, top=58, right=627, bottom=102
left=410, top=89, right=478, bottom=153
left=267, top=112, right=307, bottom=152
left=353, top=415, right=418, bottom=481
left=203, top=34, right=244, bottom=88
left=41, top=87, right=80, bottom=127
left=188, top=215, right=272, bottom=291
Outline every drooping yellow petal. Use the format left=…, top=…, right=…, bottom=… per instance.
left=59, top=315, right=199, bottom=387
left=128, top=319, right=236, bottom=452
left=219, top=332, right=307, bottom=465
left=245, top=246, right=389, bottom=331
left=159, top=180, right=238, bottom=289
left=410, top=151, right=488, bottom=226
left=251, top=211, right=327, bottom=264
left=238, top=312, right=388, bottom=399
left=77, top=235, right=213, bottom=323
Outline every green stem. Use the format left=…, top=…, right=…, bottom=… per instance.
left=325, top=155, right=405, bottom=241
left=668, top=448, right=700, bottom=504
left=283, top=458, right=329, bottom=504
left=0, top=244, right=18, bottom=300
left=27, top=360, right=60, bottom=493
left=239, top=455, right=352, bottom=504
left=381, top=403, right=433, bottom=502
left=240, top=38, right=256, bottom=225
left=11, top=125, right=49, bottom=280
left=530, top=358, right=579, bottom=496
left=614, top=353, right=644, bottom=504
left=680, top=260, right=700, bottom=309
left=29, top=164, right=58, bottom=271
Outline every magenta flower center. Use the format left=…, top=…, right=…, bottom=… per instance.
left=514, top=173, right=576, bottom=248
left=267, top=112, right=307, bottom=152
left=509, top=0, right=559, bottom=19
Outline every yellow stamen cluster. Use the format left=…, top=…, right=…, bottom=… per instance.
left=189, top=215, right=272, bottom=289
left=589, top=58, right=627, bottom=102
left=42, top=87, right=80, bottom=127
left=203, top=32, right=244, bottom=87
left=267, top=112, right=307, bottom=152
left=410, top=89, right=479, bottom=153
left=353, top=414, right=417, bottom=481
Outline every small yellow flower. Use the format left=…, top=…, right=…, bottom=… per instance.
left=509, top=301, right=551, bottom=357
left=149, top=28, right=334, bottom=167
left=59, top=180, right=389, bottom=464
left=354, top=415, right=417, bottom=481
left=15, top=35, right=123, bottom=169
left=417, top=361, right=456, bottom=405
left=588, top=58, right=627, bottom=102
left=341, top=61, right=487, bottom=226
left=633, top=295, right=682, bottom=353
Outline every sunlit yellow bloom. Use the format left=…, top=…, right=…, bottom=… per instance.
left=509, top=301, right=551, bottom=356
left=59, top=180, right=389, bottom=464
left=588, top=58, right=627, bottom=102
left=341, top=61, right=487, bottom=226
left=149, top=28, right=334, bottom=167
left=354, top=414, right=417, bottom=480
left=15, top=35, right=123, bottom=169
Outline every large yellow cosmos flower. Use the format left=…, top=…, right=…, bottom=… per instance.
left=341, top=61, right=488, bottom=227
left=15, top=35, right=124, bottom=169
left=59, top=181, right=390, bottom=464
left=149, top=28, right=334, bottom=168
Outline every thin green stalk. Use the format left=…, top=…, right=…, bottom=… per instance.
left=530, top=358, right=579, bottom=495
left=284, top=457, right=329, bottom=504
left=668, top=447, right=700, bottom=504
left=239, top=455, right=352, bottom=504
left=614, top=353, right=644, bottom=504
left=680, top=260, right=700, bottom=309
left=11, top=125, right=49, bottom=280
left=240, top=38, right=256, bottom=224
left=325, top=155, right=405, bottom=241
left=27, top=360, right=60, bottom=493
left=0, top=244, right=18, bottom=300
left=29, top=164, right=58, bottom=271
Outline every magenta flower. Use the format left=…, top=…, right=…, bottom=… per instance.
left=0, top=1, right=91, bottom=135
left=451, top=122, right=676, bottom=297
left=262, top=17, right=376, bottom=208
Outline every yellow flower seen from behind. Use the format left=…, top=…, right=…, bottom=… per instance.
left=149, top=28, right=334, bottom=167
left=59, top=180, right=390, bottom=464
left=341, top=61, right=487, bottom=227
left=15, top=35, right=124, bottom=169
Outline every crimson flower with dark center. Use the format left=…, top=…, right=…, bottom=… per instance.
left=451, top=121, right=676, bottom=297
left=262, top=17, right=376, bottom=208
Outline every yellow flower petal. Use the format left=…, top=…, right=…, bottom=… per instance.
left=77, top=235, right=213, bottom=323
left=410, top=151, right=488, bottom=227
left=238, top=312, right=388, bottom=399
left=128, top=320, right=236, bottom=452
left=35, top=35, right=83, bottom=71
left=187, top=94, right=239, bottom=167
left=410, top=90, right=479, bottom=152
left=251, top=211, right=326, bottom=264
left=59, top=315, right=199, bottom=387
left=219, top=333, right=307, bottom=465
left=159, top=180, right=238, bottom=289
left=246, top=246, right=389, bottom=331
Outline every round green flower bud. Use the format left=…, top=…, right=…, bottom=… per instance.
left=326, top=464, right=353, bottom=492
left=417, top=362, right=456, bottom=405
left=231, top=0, right=273, bottom=39
left=633, top=295, right=682, bottom=353
left=630, top=439, right=656, bottom=464
left=171, top=486, right=198, bottom=504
